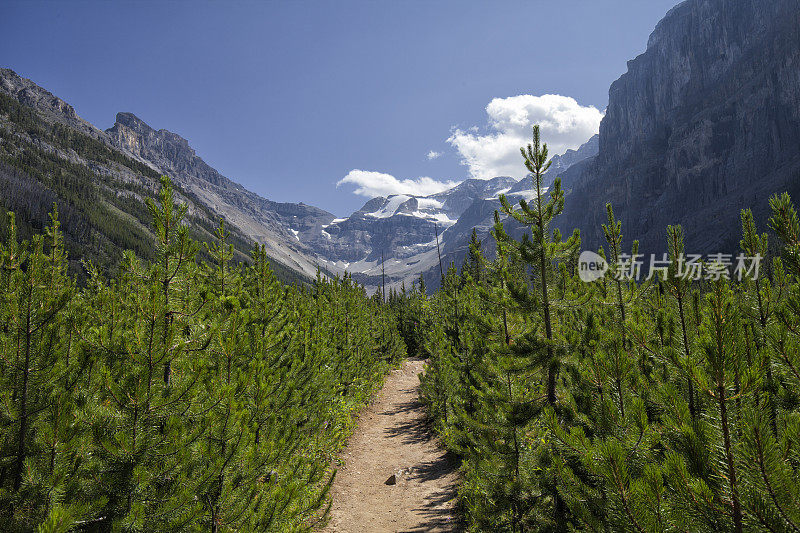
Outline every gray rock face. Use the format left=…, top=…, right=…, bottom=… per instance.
left=103, top=111, right=336, bottom=276
left=545, top=134, right=598, bottom=188
left=561, top=0, right=800, bottom=255
left=107, top=112, right=229, bottom=188
left=1, top=68, right=76, bottom=120
left=304, top=176, right=525, bottom=287
left=0, top=68, right=107, bottom=141
left=0, top=68, right=332, bottom=280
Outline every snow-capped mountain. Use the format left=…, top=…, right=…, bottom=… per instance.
left=295, top=176, right=512, bottom=286
left=0, top=67, right=598, bottom=291
left=291, top=132, right=599, bottom=291
left=294, top=142, right=593, bottom=291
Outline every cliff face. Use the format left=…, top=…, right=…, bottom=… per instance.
left=0, top=68, right=106, bottom=140
left=103, top=111, right=335, bottom=276
left=563, top=0, right=800, bottom=254
left=0, top=68, right=334, bottom=281
left=107, top=112, right=229, bottom=188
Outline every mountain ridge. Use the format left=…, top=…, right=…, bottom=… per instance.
left=0, top=66, right=603, bottom=291
left=559, top=0, right=800, bottom=255
left=0, top=67, right=328, bottom=282
left=103, top=109, right=337, bottom=277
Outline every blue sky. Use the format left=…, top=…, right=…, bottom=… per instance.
left=2, top=0, right=679, bottom=216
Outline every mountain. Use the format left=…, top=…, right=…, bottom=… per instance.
left=0, top=67, right=329, bottom=282
left=0, top=67, right=604, bottom=291
left=299, top=131, right=599, bottom=290
left=103, top=111, right=335, bottom=276
left=303, top=176, right=518, bottom=287
left=559, top=0, right=800, bottom=255
left=545, top=133, right=598, bottom=188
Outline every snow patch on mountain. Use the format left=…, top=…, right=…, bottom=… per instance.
left=370, top=195, right=412, bottom=218
left=416, top=197, right=444, bottom=210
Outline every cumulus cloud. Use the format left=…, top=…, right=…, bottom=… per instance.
left=426, top=150, right=442, bottom=160
left=447, top=94, right=603, bottom=179
left=337, top=170, right=459, bottom=198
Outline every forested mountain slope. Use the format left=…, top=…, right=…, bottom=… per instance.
left=0, top=68, right=326, bottom=283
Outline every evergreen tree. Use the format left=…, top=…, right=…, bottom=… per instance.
left=0, top=209, right=88, bottom=529
left=496, top=125, right=580, bottom=530
left=463, top=228, right=483, bottom=283
left=498, top=125, right=580, bottom=408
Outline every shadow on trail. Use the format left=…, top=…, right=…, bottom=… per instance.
left=383, top=399, right=432, bottom=445
left=380, top=394, right=422, bottom=416
left=402, top=455, right=463, bottom=532
left=383, top=388, right=464, bottom=531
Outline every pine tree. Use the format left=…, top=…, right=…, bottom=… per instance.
left=599, top=203, right=646, bottom=418
left=663, top=225, right=700, bottom=420
left=498, top=125, right=580, bottom=408
left=463, top=227, right=483, bottom=283
left=496, top=125, right=580, bottom=530
left=0, top=208, right=95, bottom=529
left=696, top=275, right=745, bottom=532
left=82, top=177, right=210, bottom=528
left=739, top=209, right=779, bottom=436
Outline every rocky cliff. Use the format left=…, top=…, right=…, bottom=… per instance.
left=104, top=112, right=335, bottom=276
left=0, top=68, right=102, bottom=139
left=0, top=68, right=331, bottom=281
left=562, top=0, right=800, bottom=254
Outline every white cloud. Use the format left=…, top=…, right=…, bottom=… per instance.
left=447, top=94, right=603, bottom=179
left=426, top=150, right=442, bottom=160
left=337, top=170, right=459, bottom=198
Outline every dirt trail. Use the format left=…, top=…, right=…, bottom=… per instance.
left=322, top=358, right=461, bottom=532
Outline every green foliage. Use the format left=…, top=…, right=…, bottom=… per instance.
left=419, top=126, right=800, bottom=532
left=0, top=178, right=406, bottom=531
left=5, top=100, right=800, bottom=532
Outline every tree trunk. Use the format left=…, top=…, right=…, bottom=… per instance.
left=13, top=291, right=33, bottom=490
left=677, top=295, right=697, bottom=420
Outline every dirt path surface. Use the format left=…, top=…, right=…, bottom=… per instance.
left=322, top=358, right=461, bottom=533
